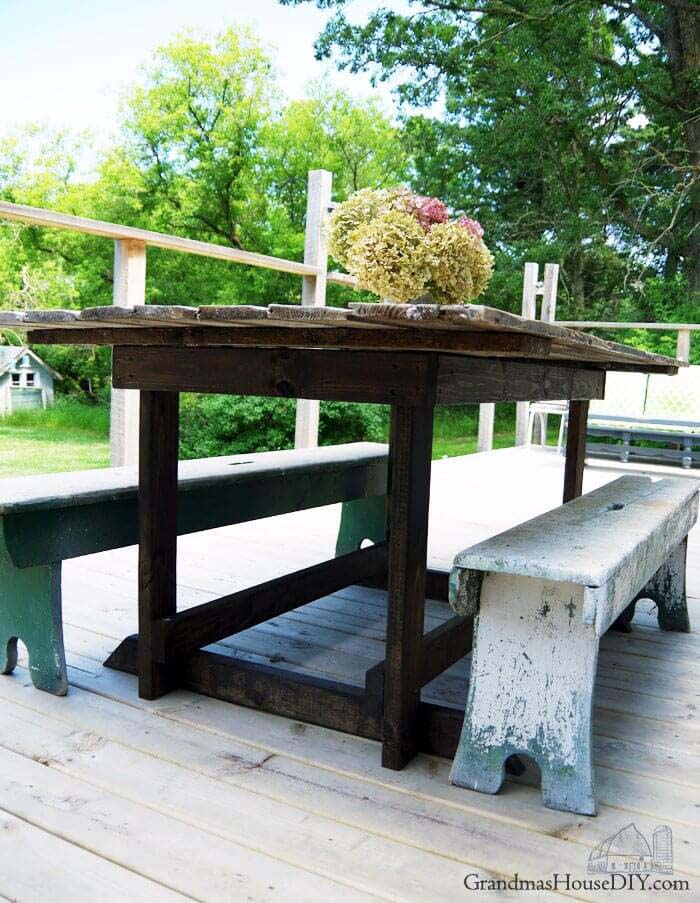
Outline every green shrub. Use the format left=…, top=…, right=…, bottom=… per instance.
left=178, top=394, right=388, bottom=459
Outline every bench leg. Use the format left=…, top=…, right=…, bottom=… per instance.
left=636, top=539, right=690, bottom=633
left=450, top=573, right=598, bottom=816
left=0, top=541, right=67, bottom=695
left=335, top=496, right=387, bottom=557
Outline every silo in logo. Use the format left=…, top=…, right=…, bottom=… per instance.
left=652, top=825, right=673, bottom=874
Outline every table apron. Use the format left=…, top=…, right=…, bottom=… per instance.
left=112, top=345, right=606, bottom=406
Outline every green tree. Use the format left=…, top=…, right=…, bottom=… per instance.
left=282, top=0, right=700, bottom=312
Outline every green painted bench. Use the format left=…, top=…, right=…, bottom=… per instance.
left=0, top=442, right=388, bottom=696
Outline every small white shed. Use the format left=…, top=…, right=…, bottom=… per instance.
left=0, top=346, right=61, bottom=416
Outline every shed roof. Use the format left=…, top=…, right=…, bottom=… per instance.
left=0, top=345, right=62, bottom=380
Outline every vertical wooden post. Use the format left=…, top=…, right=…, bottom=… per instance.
left=540, top=263, right=559, bottom=323
left=563, top=400, right=589, bottom=503
left=138, top=390, right=179, bottom=700
left=515, top=262, right=539, bottom=446
left=295, top=170, right=333, bottom=449
left=383, top=399, right=435, bottom=770
left=476, top=403, right=494, bottom=453
left=110, top=239, right=146, bottom=466
left=676, top=329, right=691, bottom=363
left=532, top=263, right=559, bottom=444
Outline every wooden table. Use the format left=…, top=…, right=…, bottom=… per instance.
left=23, top=302, right=679, bottom=770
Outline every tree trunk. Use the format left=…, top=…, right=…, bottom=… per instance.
left=665, top=7, right=700, bottom=297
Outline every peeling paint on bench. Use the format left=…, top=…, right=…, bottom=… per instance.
left=449, top=476, right=698, bottom=816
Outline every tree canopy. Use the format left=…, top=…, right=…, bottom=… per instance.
left=0, top=27, right=408, bottom=321
left=1, top=12, right=698, bottom=376
left=281, top=0, right=700, bottom=319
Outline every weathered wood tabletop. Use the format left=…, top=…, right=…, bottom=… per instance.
left=5, top=302, right=681, bottom=771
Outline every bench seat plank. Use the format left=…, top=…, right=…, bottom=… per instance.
left=0, top=444, right=388, bottom=569
left=452, top=475, right=697, bottom=588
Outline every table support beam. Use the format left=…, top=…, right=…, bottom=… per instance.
left=563, top=400, right=589, bottom=503
left=382, top=403, right=435, bottom=770
left=138, top=390, right=179, bottom=699
left=105, top=636, right=471, bottom=761
left=151, top=542, right=389, bottom=662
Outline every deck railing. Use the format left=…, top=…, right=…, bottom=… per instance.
left=0, top=170, right=354, bottom=463
left=480, top=262, right=698, bottom=452
left=555, top=321, right=697, bottom=364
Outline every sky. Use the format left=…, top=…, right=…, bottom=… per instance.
left=0, top=0, right=410, bottom=155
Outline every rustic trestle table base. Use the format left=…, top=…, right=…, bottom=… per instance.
left=104, top=344, right=605, bottom=770
left=23, top=311, right=679, bottom=772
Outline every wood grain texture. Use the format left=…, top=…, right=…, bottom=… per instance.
left=138, top=391, right=179, bottom=700
left=26, top=325, right=555, bottom=357
left=436, top=357, right=606, bottom=405
left=383, top=401, right=435, bottom=770
left=16, top=306, right=682, bottom=372
left=113, top=345, right=439, bottom=406
left=132, top=305, right=199, bottom=323
left=563, top=400, right=589, bottom=502
left=268, top=304, right=349, bottom=322
left=196, top=305, right=269, bottom=322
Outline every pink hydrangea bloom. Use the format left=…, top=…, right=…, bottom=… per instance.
left=457, top=216, right=484, bottom=239
left=405, top=194, right=449, bottom=231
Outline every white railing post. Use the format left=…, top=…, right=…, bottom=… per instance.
left=531, top=263, right=559, bottom=444
left=676, top=329, right=691, bottom=363
left=515, top=262, right=539, bottom=446
left=476, top=403, right=495, bottom=453
left=110, top=239, right=146, bottom=466
left=295, top=169, right=333, bottom=449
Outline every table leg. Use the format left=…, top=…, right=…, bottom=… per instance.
left=563, top=400, right=589, bottom=503
left=138, top=390, right=179, bottom=700
left=382, top=403, right=434, bottom=770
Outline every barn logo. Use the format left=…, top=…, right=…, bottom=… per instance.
left=588, top=823, right=673, bottom=875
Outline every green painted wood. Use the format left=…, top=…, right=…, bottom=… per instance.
left=0, top=444, right=388, bottom=696
left=1, top=444, right=388, bottom=569
left=334, top=495, right=387, bottom=556
left=0, top=524, right=67, bottom=695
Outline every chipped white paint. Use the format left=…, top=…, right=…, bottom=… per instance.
left=449, top=474, right=698, bottom=816
left=452, top=574, right=598, bottom=814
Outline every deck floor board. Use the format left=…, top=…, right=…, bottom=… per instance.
left=2, top=446, right=698, bottom=901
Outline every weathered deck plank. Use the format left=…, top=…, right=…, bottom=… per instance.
left=1, top=447, right=698, bottom=899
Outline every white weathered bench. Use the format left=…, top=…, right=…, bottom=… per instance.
left=0, top=443, right=387, bottom=696
left=448, top=475, right=698, bottom=816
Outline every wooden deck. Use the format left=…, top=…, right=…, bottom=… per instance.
left=1, top=446, right=698, bottom=901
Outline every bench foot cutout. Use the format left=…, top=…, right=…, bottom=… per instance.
left=636, top=539, right=690, bottom=633
left=450, top=574, right=598, bottom=816
left=0, top=554, right=68, bottom=696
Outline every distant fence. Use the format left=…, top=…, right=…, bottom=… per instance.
left=477, top=262, right=699, bottom=452
left=0, top=170, right=354, bottom=463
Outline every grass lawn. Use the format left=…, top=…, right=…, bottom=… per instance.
left=0, top=398, right=554, bottom=478
left=0, top=400, right=110, bottom=478
left=432, top=430, right=523, bottom=458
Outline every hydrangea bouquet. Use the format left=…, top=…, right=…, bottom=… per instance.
left=327, top=188, right=494, bottom=304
